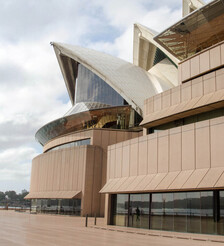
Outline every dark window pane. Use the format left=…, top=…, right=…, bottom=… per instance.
left=174, top=192, right=187, bottom=232
left=112, top=194, right=129, bottom=226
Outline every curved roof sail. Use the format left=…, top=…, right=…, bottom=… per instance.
left=51, top=42, right=176, bottom=115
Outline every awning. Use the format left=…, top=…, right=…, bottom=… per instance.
left=24, top=191, right=81, bottom=200
left=100, top=167, right=224, bottom=193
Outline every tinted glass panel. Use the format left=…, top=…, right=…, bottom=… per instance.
left=112, top=194, right=129, bottom=226
left=76, top=64, right=124, bottom=106
left=174, top=192, right=187, bottom=232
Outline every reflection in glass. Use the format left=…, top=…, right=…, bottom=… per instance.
left=112, top=194, right=129, bottom=227
left=76, top=64, right=124, bottom=106
left=129, top=194, right=149, bottom=229
left=151, top=193, right=163, bottom=230
left=174, top=192, right=187, bottom=232
left=162, top=193, right=174, bottom=231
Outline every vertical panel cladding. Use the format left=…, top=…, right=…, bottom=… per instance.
left=92, top=130, right=102, bottom=147
left=182, top=124, right=195, bottom=170
left=116, top=132, right=125, bottom=144
left=181, top=59, right=190, bottom=81
left=68, top=148, right=75, bottom=190
left=190, top=55, right=200, bottom=78
left=221, top=43, right=224, bottom=65
left=54, top=151, right=61, bottom=191
left=63, top=149, right=70, bottom=191
left=216, top=68, right=224, bottom=90
left=130, top=140, right=139, bottom=176
left=171, top=86, right=181, bottom=106
left=138, top=138, right=148, bottom=175
left=76, top=147, right=82, bottom=191
left=147, top=134, right=158, bottom=174
left=181, top=81, right=192, bottom=102
left=115, top=144, right=122, bottom=178
left=59, top=150, right=66, bottom=191
left=46, top=153, right=53, bottom=191
left=109, top=131, right=117, bottom=145
left=195, top=120, right=211, bottom=169
left=191, top=77, right=203, bottom=98
left=158, top=131, right=169, bottom=173
left=110, top=148, right=116, bottom=179
left=203, top=72, right=216, bottom=94
left=91, top=147, right=103, bottom=216
left=162, top=90, right=171, bottom=109
left=153, top=94, right=162, bottom=112
left=210, top=46, right=221, bottom=69
left=210, top=117, right=224, bottom=168
left=169, top=127, right=182, bottom=172
left=107, top=149, right=111, bottom=180
left=199, top=50, right=210, bottom=74
left=122, top=143, right=130, bottom=177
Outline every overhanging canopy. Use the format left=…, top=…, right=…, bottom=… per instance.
left=25, top=191, right=81, bottom=199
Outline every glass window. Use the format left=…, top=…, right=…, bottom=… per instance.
left=174, top=192, right=187, bottom=232
left=151, top=193, right=163, bottom=230
left=112, top=194, right=129, bottom=227
left=162, top=193, right=174, bottom=231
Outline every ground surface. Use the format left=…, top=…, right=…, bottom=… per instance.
left=0, top=211, right=223, bottom=246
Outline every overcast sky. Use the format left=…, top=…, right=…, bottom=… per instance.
left=0, top=0, right=211, bottom=193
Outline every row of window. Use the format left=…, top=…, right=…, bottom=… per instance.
left=111, top=190, right=224, bottom=235
left=46, top=138, right=91, bottom=152
left=148, top=107, right=224, bottom=134
left=31, top=199, right=81, bottom=215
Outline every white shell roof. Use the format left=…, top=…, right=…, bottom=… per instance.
left=52, top=42, right=175, bottom=115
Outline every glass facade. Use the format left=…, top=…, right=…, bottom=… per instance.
left=46, top=138, right=90, bottom=152
left=75, top=64, right=125, bottom=106
left=31, top=199, right=81, bottom=215
left=111, top=190, right=224, bottom=235
left=148, top=107, right=224, bottom=134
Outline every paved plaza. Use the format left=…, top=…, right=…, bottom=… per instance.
left=0, top=211, right=224, bottom=246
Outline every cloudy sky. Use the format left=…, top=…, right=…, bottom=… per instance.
left=0, top=0, right=210, bottom=193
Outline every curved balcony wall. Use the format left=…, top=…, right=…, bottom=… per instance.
left=36, top=105, right=131, bottom=145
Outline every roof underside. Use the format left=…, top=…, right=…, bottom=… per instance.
left=51, top=42, right=176, bottom=115
left=154, top=0, right=224, bottom=61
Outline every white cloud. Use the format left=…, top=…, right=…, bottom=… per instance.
left=0, top=0, right=185, bottom=192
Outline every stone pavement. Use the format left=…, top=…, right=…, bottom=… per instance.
left=0, top=211, right=223, bottom=246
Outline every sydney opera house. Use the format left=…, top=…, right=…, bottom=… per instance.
left=26, top=0, right=224, bottom=236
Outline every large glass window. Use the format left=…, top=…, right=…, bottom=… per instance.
left=75, top=64, right=124, bottom=106
left=111, top=190, right=224, bottom=235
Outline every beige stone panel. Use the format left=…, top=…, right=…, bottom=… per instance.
left=92, top=130, right=102, bottom=146
left=206, top=88, right=224, bottom=105
left=170, top=100, right=189, bottom=116
left=111, top=177, right=128, bottom=192
left=216, top=68, right=224, bottom=90
left=181, top=81, right=192, bottom=101
left=153, top=94, right=162, bottom=112
left=138, top=139, right=148, bottom=175
left=192, top=77, right=203, bottom=98
left=155, top=171, right=180, bottom=190
left=221, top=43, right=224, bottom=65
left=68, top=148, right=75, bottom=190
left=117, top=176, right=136, bottom=192
left=72, top=148, right=80, bottom=190
left=132, top=174, right=156, bottom=191
left=54, top=153, right=61, bottom=191
left=115, top=145, right=122, bottom=178
left=59, top=150, right=66, bottom=191
left=198, top=167, right=224, bottom=188
left=101, top=131, right=109, bottom=150
left=171, top=86, right=181, bottom=106
left=46, top=154, right=53, bottom=191
left=122, top=145, right=130, bottom=177
left=195, top=121, right=210, bottom=169
left=147, top=135, right=158, bottom=174
left=116, top=132, right=125, bottom=144
left=107, top=149, right=111, bottom=180
left=109, top=131, right=117, bottom=145
left=132, top=132, right=140, bottom=139
left=144, top=173, right=166, bottom=191
left=182, top=168, right=209, bottom=189
left=193, top=93, right=213, bottom=108
left=210, top=46, right=221, bottom=69
left=130, top=142, right=138, bottom=176
left=162, top=90, right=171, bottom=109
left=63, top=150, right=70, bottom=190
left=124, top=132, right=132, bottom=141
left=182, top=96, right=202, bottom=114
left=210, top=118, right=224, bottom=167
left=109, top=148, right=116, bottom=179
left=169, top=128, right=181, bottom=172
left=199, top=50, right=210, bottom=74
left=203, top=72, right=216, bottom=94
left=146, top=97, right=154, bottom=115
left=181, top=59, right=190, bottom=81
left=92, top=147, right=103, bottom=215
left=161, top=105, right=179, bottom=119
left=158, top=132, right=169, bottom=173
left=100, top=179, right=114, bottom=193
left=182, top=124, right=195, bottom=170
left=214, top=172, right=224, bottom=188
left=127, top=175, right=146, bottom=191
left=168, top=170, right=194, bottom=190
left=190, top=55, right=200, bottom=78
